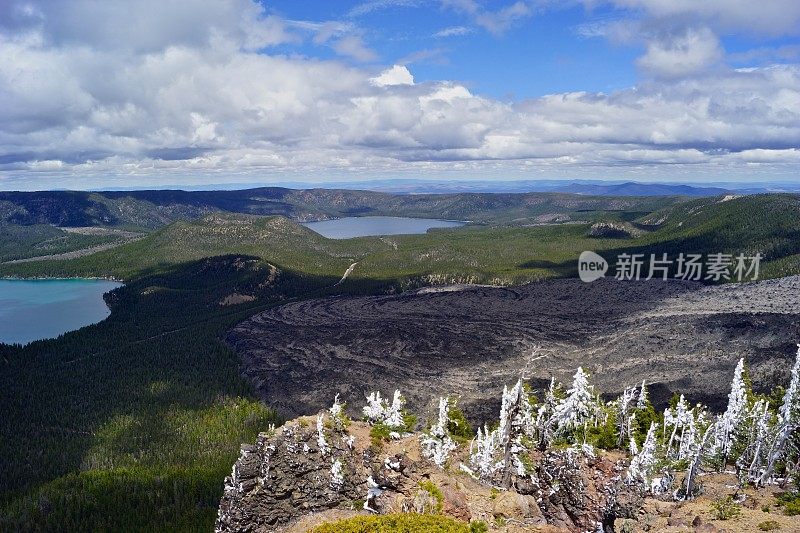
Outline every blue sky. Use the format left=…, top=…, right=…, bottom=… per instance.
left=269, top=1, right=642, bottom=97
left=0, top=0, right=799, bottom=189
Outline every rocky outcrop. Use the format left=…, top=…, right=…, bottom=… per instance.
left=216, top=418, right=365, bottom=531
left=587, top=222, right=632, bottom=238
left=215, top=414, right=643, bottom=533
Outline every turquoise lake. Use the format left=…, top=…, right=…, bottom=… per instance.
left=0, top=279, right=122, bottom=345
left=302, top=216, right=464, bottom=239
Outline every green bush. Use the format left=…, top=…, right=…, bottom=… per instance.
left=418, top=480, right=444, bottom=514
left=310, top=513, right=471, bottom=532
left=585, top=408, right=618, bottom=450
left=370, top=423, right=392, bottom=448
left=710, top=495, right=742, bottom=520
left=469, top=521, right=488, bottom=533
left=758, top=520, right=781, bottom=531
left=403, top=412, right=418, bottom=432
left=777, top=492, right=800, bottom=516
left=446, top=403, right=474, bottom=443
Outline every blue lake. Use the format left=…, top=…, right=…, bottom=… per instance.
left=302, top=216, right=464, bottom=239
left=0, top=279, right=122, bottom=345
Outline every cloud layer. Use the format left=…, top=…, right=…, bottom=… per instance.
left=0, top=0, right=799, bottom=187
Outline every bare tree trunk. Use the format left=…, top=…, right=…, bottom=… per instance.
left=684, top=424, right=715, bottom=500
left=758, top=422, right=793, bottom=486
left=501, top=385, right=524, bottom=489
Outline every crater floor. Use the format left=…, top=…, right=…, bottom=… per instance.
left=227, top=277, right=800, bottom=422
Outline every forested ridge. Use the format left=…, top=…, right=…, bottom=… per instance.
left=1, top=192, right=799, bottom=530
left=0, top=256, right=362, bottom=530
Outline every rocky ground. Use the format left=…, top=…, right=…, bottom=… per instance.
left=227, top=277, right=800, bottom=424
left=215, top=415, right=641, bottom=533
left=216, top=413, right=800, bottom=533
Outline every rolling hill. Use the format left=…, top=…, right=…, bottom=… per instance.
left=0, top=187, right=685, bottom=229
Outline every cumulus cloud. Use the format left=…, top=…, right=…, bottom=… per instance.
left=371, top=65, right=415, bottom=86
left=0, top=0, right=295, bottom=52
left=0, top=0, right=799, bottom=187
left=636, top=27, right=723, bottom=78
left=605, top=0, right=800, bottom=37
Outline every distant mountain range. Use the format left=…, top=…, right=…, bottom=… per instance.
left=88, top=179, right=793, bottom=196
left=554, top=181, right=731, bottom=196
left=0, top=187, right=682, bottom=229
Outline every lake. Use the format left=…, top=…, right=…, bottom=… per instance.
left=0, top=279, right=123, bottom=345
left=302, top=216, right=464, bottom=239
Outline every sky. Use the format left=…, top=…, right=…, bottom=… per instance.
left=1, top=0, right=799, bottom=190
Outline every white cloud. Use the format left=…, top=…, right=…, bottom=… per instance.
left=1, top=0, right=296, bottom=52
left=331, top=34, right=378, bottom=62
left=441, top=0, right=532, bottom=36
left=347, top=0, right=423, bottom=18
left=0, top=0, right=799, bottom=187
left=581, top=1, right=800, bottom=84
left=474, top=1, right=531, bottom=36
left=636, top=27, right=723, bottom=78
left=606, top=0, right=800, bottom=37
left=434, top=26, right=473, bottom=38
left=371, top=65, right=415, bottom=86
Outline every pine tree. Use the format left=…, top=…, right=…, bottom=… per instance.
left=665, top=395, right=691, bottom=458
left=758, top=344, right=800, bottom=486
left=637, top=379, right=649, bottom=410
left=329, top=394, right=348, bottom=430
left=616, top=387, right=638, bottom=448
left=384, top=390, right=406, bottom=429
left=553, top=367, right=598, bottom=436
left=713, top=358, right=749, bottom=467
left=362, top=389, right=409, bottom=438
left=420, top=397, right=457, bottom=468
left=535, top=377, right=559, bottom=450
left=316, top=414, right=329, bottom=455
left=628, top=422, right=658, bottom=487
left=682, top=422, right=716, bottom=500
left=740, top=399, right=772, bottom=482
left=330, top=459, right=344, bottom=490
left=363, top=391, right=388, bottom=423
left=468, top=425, right=500, bottom=479
left=498, top=379, right=533, bottom=487
left=464, top=378, right=534, bottom=485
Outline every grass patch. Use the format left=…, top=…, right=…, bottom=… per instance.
left=310, top=513, right=471, bottom=533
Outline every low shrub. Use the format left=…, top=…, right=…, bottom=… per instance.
left=310, top=513, right=471, bottom=532
left=710, top=495, right=741, bottom=520
left=418, top=480, right=444, bottom=514
left=370, top=423, right=392, bottom=448
left=777, top=492, right=800, bottom=516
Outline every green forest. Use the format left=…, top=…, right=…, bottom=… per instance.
left=2, top=192, right=800, bottom=530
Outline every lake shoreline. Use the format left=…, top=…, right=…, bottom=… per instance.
left=0, top=275, right=124, bottom=282
left=301, top=215, right=467, bottom=239
left=0, top=278, right=124, bottom=345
